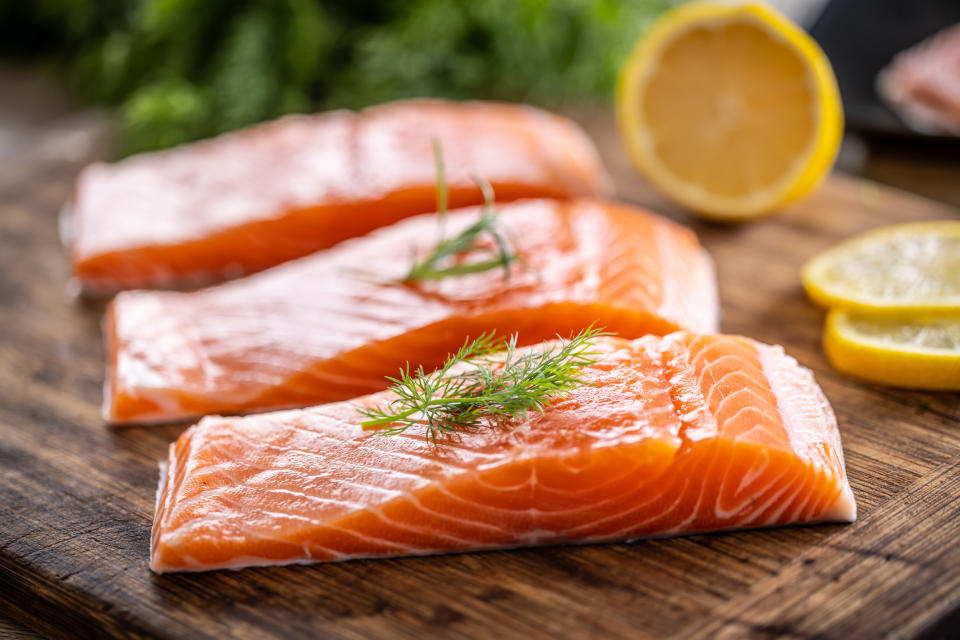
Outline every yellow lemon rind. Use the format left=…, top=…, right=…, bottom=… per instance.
left=802, top=221, right=960, bottom=315
left=824, top=310, right=960, bottom=391
left=616, top=1, right=843, bottom=221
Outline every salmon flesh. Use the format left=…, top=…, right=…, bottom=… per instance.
left=150, top=333, right=856, bottom=572
left=105, top=199, right=718, bottom=424
left=69, top=99, right=611, bottom=295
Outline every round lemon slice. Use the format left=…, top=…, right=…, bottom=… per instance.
left=803, top=221, right=960, bottom=314
left=824, top=310, right=960, bottom=390
left=616, top=2, right=842, bottom=221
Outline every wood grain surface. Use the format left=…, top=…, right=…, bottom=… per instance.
left=0, top=112, right=958, bottom=640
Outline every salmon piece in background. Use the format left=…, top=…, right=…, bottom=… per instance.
left=150, top=333, right=856, bottom=573
left=69, top=99, right=612, bottom=295
left=105, top=199, right=718, bottom=424
left=878, top=23, right=960, bottom=135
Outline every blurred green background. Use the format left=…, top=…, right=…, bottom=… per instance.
left=0, top=0, right=671, bottom=156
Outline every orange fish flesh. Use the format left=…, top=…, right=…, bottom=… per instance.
left=105, top=198, right=717, bottom=424
left=150, top=332, right=856, bottom=572
left=70, top=99, right=611, bottom=295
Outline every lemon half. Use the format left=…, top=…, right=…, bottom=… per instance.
left=616, top=2, right=842, bottom=221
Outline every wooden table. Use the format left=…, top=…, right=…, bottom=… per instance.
left=1, top=109, right=958, bottom=639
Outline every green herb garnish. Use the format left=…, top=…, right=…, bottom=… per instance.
left=432, top=137, right=448, bottom=238
left=403, top=140, right=519, bottom=283
left=11, top=2, right=672, bottom=156
left=359, top=326, right=606, bottom=445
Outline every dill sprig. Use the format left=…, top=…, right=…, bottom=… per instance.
left=358, top=326, right=607, bottom=445
left=432, top=137, right=448, bottom=239
left=404, top=140, right=519, bottom=283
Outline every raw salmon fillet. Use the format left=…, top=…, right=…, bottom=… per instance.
left=69, top=99, right=611, bottom=295
left=106, top=198, right=717, bottom=424
left=878, top=23, right=960, bottom=135
left=150, top=333, right=856, bottom=572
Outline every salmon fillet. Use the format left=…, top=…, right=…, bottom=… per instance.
left=878, top=23, right=960, bottom=135
left=69, top=99, right=611, bottom=295
left=105, top=199, right=717, bottom=424
left=150, top=333, right=856, bottom=572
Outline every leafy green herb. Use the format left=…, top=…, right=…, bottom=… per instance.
left=432, top=137, right=448, bottom=234
left=404, top=141, right=518, bottom=282
left=359, top=326, right=606, bottom=445
left=0, top=0, right=670, bottom=155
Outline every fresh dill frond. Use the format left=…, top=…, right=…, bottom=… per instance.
left=432, top=136, right=448, bottom=240
left=358, top=326, right=607, bottom=445
left=403, top=141, right=519, bottom=283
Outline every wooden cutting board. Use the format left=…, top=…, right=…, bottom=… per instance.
left=1, top=113, right=958, bottom=640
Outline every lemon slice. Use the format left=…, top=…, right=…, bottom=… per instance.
left=824, top=310, right=960, bottom=390
left=616, top=2, right=842, bottom=221
left=803, top=221, right=960, bottom=314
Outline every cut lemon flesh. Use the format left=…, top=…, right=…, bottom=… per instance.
left=824, top=310, right=960, bottom=390
left=616, top=2, right=842, bottom=221
left=803, top=221, right=960, bottom=314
